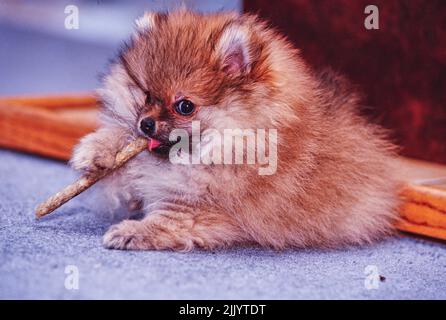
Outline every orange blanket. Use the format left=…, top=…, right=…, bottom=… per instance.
left=397, top=184, right=446, bottom=241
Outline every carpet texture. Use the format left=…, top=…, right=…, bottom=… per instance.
left=0, top=149, right=445, bottom=299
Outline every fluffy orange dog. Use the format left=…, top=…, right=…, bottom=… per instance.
left=71, top=10, right=400, bottom=251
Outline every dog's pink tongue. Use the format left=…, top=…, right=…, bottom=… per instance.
left=148, top=138, right=162, bottom=151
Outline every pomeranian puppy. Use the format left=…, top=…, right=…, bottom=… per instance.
left=71, top=10, right=401, bottom=251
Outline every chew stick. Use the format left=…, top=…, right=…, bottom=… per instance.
left=35, top=137, right=147, bottom=219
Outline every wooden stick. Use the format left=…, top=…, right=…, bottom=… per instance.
left=35, top=137, right=147, bottom=219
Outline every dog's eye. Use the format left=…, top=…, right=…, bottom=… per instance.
left=145, top=93, right=152, bottom=105
left=174, top=99, right=195, bottom=116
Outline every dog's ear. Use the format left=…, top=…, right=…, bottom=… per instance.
left=134, top=12, right=158, bottom=32
left=215, top=23, right=251, bottom=76
left=134, top=11, right=168, bottom=38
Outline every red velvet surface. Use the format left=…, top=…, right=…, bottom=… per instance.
left=245, top=0, right=446, bottom=163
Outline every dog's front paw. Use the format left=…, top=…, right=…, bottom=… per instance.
left=103, top=220, right=151, bottom=250
left=70, top=135, right=117, bottom=174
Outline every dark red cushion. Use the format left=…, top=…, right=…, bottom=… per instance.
left=245, top=0, right=446, bottom=163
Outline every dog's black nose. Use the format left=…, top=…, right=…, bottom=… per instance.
left=140, top=117, right=156, bottom=135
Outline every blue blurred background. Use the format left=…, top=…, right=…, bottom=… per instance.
left=0, top=0, right=241, bottom=95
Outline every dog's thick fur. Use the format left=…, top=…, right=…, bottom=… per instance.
left=71, top=10, right=401, bottom=251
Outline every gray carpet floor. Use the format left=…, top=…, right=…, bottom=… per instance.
left=0, top=149, right=445, bottom=299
